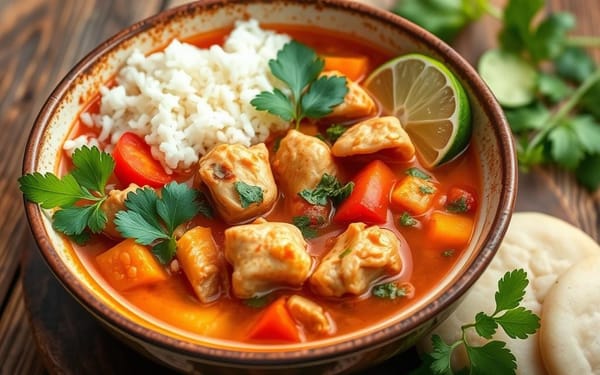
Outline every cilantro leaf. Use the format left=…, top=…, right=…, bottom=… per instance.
left=197, top=192, right=213, bottom=218
left=537, top=73, right=572, bottom=103
left=372, top=282, right=410, bottom=299
left=325, top=124, right=347, bottom=142
left=555, top=47, right=596, bottom=83
left=234, top=181, right=263, bottom=208
left=419, top=185, right=436, bottom=195
left=446, top=197, right=468, bottom=213
left=292, top=215, right=318, bottom=239
left=400, top=212, right=418, bottom=227
left=548, top=123, right=585, bottom=169
left=474, top=312, right=498, bottom=339
left=53, top=206, right=98, bottom=236
left=530, top=12, right=575, bottom=61
left=252, top=40, right=347, bottom=127
left=504, top=102, right=549, bottom=134
left=406, top=167, right=431, bottom=180
left=576, top=154, right=600, bottom=191
left=494, top=269, right=528, bottom=314
left=115, top=182, right=201, bottom=264
left=495, top=307, right=540, bottom=339
left=70, top=146, right=114, bottom=193
left=301, top=75, right=349, bottom=119
left=429, top=334, right=455, bottom=375
left=18, top=172, right=91, bottom=209
left=299, top=173, right=353, bottom=206
left=499, top=0, right=544, bottom=53
left=571, top=116, right=600, bottom=154
left=466, top=340, right=516, bottom=375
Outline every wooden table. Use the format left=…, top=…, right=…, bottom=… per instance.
left=0, top=0, right=598, bottom=374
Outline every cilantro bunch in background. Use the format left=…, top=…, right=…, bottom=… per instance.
left=395, top=0, right=600, bottom=191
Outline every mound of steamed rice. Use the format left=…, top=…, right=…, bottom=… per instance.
left=65, top=19, right=291, bottom=171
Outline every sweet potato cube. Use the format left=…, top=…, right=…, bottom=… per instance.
left=428, top=211, right=474, bottom=248
left=391, top=175, right=437, bottom=215
left=96, top=238, right=168, bottom=291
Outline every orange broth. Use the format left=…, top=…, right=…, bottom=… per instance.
left=64, top=25, right=481, bottom=344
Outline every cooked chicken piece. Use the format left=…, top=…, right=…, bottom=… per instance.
left=176, top=226, right=225, bottom=303
left=332, top=116, right=415, bottom=161
left=224, top=218, right=312, bottom=299
left=198, top=143, right=277, bottom=224
left=272, top=129, right=338, bottom=197
left=322, top=70, right=376, bottom=119
left=101, top=183, right=141, bottom=239
left=310, top=222, right=403, bottom=297
left=286, top=295, right=334, bottom=336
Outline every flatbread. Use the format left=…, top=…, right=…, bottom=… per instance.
left=418, top=212, right=600, bottom=374
left=540, top=255, right=600, bottom=375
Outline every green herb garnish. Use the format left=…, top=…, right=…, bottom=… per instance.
left=251, top=40, right=349, bottom=128
left=114, top=182, right=201, bottom=264
left=419, top=185, right=436, bottom=195
left=244, top=295, right=272, bottom=309
left=415, top=269, right=540, bottom=375
left=442, top=249, right=455, bottom=257
left=446, top=197, right=469, bottom=213
left=292, top=215, right=319, bottom=239
left=325, top=124, right=348, bottom=142
left=406, top=167, right=431, bottom=180
left=234, top=181, right=263, bottom=208
left=18, top=146, right=115, bottom=240
left=338, top=248, right=352, bottom=259
left=399, top=212, right=418, bottom=227
left=396, top=0, right=600, bottom=190
left=299, top=173, right=354, bottom=206
left=372, top=282, right=410, bottom=300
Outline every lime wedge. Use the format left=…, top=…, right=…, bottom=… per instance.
left=364, top=54, right=472, bottom=168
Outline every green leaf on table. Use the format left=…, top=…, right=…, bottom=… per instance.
left=499, top=0, right=544, bottom=53
left=496, top=307, right=541, bottom=339
left=576, top=154, right=600, bottom=191
left=548, top=123, right=585, bottom=169
left=571, top=115, right=600, bottom=154
left=466, top=340, right=516, bottom=375
left=429, top=334, right=455, bottom=375
left=530, top=12, right=576, bottom=61
left=579, top=80, right=600, bottom=120
left=494, top=269, right=528, bottom=313
left=555, top=47, right=597, bottom=83
left=537, top=73, right=573, bottom=103
left=504, top=102, right=550, bottom=134
left=474, top=312, right=498, bottom=339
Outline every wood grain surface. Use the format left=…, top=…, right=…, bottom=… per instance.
left=0, top=0, right=598, bottom=374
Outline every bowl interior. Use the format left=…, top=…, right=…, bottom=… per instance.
left=24, top=0, right=515, bottom=360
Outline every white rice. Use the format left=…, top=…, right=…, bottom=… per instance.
left=69, top=19, right=291, bottom=171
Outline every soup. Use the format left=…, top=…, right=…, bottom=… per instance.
left=25, top=20, right=480, bottom=345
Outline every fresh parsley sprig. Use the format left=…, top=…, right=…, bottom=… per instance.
left=18, top=146, right=115, bottom=239
left=115, top=182, right=201, bottom=264
left=251, top=40, right=349, bottom=128
left=415, top=269, right=540, bottom=375
left=299, top=173, right=354, bottom=206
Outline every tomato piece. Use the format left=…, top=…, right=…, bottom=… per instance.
left=247, top=298, right=301, bottom=343
left=112, top=132, right=173, bottom=188
left=445, top=187, right=476, bottom=213
left=333, top=160, right=396, bottom=224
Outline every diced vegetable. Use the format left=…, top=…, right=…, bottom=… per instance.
left=333, top=160, right=396, bottom=224
left=247, top=297, right=301, bottom=343
left=428, top=211, right=474, bottom=248
left=445, top=187, right=476, bottom=213
left=324, top=55, right=369, bottom=81
left=95, top=238, right=168, bottom=291
left=113, top=132, right=173, bottom=188
left=391, top=175, right=437, bottom=215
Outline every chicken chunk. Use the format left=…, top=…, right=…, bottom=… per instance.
left=272, top=129, right=338, bottom=197
left=100, top=183, right=141, bottom=239
left=310, top=222, right=403, bottom=297
left=322, top=70, right=376, bottom=119
left=286, top=295, right=334, bottom=336
left=224, top=218, right=312, bottom=299
left=332, top=116, right=415, bottom=161
left=198, top=143, right=277, bottom=224
left=176, top=226, right=225, bottom=303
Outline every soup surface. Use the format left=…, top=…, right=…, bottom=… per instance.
left=58, top=22, right=480, bottom=344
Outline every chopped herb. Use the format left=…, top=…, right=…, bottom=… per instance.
left=292, top=215, right=319, bottom=239
left=272, top=137, right=282, bottom=153
left=372, top=282, right=411, bottom=299
left=442, top=249, right=455, bottom=257
left=325, top=124, right=348, bottom=142
left=234, top=181, right=263, bottom=208
left=197, top=192, right=213, bottom=218
left=405, top=167, right=431, bottom=180
left=399, top=212, right=418, bottom=227
left=244, top=295, right=272, bottom=309
left=18, top=146, right=115, bottom=240
left=299, top=173, right=354, bottom=206
left=447, top=196, right=469, bottom=213
left=416, top=269, right=541, bottom=375
left=251, top=41, right=348, bottom=128
left=338, top=248, right=352, bottom=259
left=115, top=182, right=201, bottom=264
left=314, top=133, right=327, bottom=142
left=419, top=185, right=436, bottom=195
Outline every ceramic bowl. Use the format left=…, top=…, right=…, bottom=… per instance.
left=22, top=0, right=517, bottom=373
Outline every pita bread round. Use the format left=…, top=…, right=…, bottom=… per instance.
left=540, top=255, right=600, bottom=375
left=418, top=212, right=600, bottom=374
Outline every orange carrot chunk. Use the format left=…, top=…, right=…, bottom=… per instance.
left=428, top=211, right=474, bottom=248
left=247, top=298, right=301, bottom=343
left=96, top=238, right=168, bottom=291
left=324, top=55, right=369, bottom=81
left=391, top=175, right=437, bottom=215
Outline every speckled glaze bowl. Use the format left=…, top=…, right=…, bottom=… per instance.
left=22, top=0, right=517, bottom=373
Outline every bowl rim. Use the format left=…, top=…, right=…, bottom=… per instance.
left=22, top=0, right=517, bottom=366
